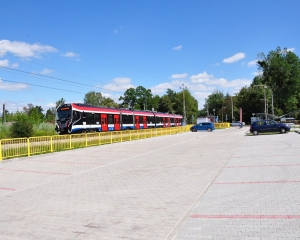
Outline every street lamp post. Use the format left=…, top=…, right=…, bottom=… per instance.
left=222, top=106, right=227, bottom=122
left=181, top=83, right=187, bottom=124
left=231, top=96, right=234, bottom=122
left=213, top=109, right=215, bottom=122
left=254, top=85, right=267, bottom=120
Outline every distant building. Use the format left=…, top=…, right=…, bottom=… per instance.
left=197, top=117, right=211, bottom=123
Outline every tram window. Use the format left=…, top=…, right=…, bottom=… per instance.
left=122, top=115, right=127, bottom=124
left=156, top=117, right=162, bottom=124
left=73, top=111, right=80, bottom=120
left=147, top=116, right=151, bottom=124
left=128, top=115, right=133, bottom=124
left=139, top=116, right=143, bottom=123
left=94, top=114, right=100, bottom=124
left=150, top=116, right=154, bottom=123
left=171, top=118, right=174, bottom=123
left=86, top=113, right=94, bottom=124
left=108, top=114, right=114, bottom=124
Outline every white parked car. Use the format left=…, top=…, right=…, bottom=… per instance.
left=230, top=121, right=245, bottom=126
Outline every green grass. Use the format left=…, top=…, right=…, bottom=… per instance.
left=0, top=122, right=56, bottom=139
left=33, top=123, right=56, bottom=136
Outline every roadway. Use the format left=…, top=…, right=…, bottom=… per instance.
left=0, top=127, right=299, bottom=239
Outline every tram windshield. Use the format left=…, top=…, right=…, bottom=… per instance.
left=56, top=109, right=72, bottom=121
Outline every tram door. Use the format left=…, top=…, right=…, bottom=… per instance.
left=101, top=114, right=108, bottom=131
left=143, top=116, right=147, bottom=129
left=114, top=115, right=120, bottom=131
left=135, top=116, right=140, bottom=130
left=163, top=117, right=166, bottom=128
left=168, top=117, right=170, bottom=127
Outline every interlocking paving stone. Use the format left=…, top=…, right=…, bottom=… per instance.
left=1, top=128, right=300, bottom=239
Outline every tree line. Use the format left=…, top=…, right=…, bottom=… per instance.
left=1, top=87, right=198, bottom=125
left=199, top=47, right=300, bottom=123
left=1, top=46, right=300, bottom=128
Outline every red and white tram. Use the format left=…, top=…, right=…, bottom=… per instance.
left=55, top=103, right=183, bottom=134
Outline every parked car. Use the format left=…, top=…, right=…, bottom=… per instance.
left=250, top=120, right=290, bottom=135
left=190, top=122, right=215, bottom=132
left=230, top=121, right=245, bottom=126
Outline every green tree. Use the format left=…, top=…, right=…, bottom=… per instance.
left=206, top=90, right=225, bottom=119
left=101, top=97, right=118, bottom=108
left=45, top=108, right=56, bottom=123
left=135, top=86, right=153, bottom=110
left=84, top=91, right=104, bottom=106
left=257, top=47, right=300, bottom=113
left=157, top=95, right=174, bottom=113
left=119, top=88, right=137, bottom=109
left=56, top=98, right=66, bottom=108
left=23, top=104, right=44, bottom=124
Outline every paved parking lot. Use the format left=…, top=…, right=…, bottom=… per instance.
left=0, top=128, right=300, bottom=239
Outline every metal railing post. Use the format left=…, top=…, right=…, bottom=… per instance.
left=0, top=140, right=2, bottom=161
left=50, top=136, right=53, bottom=152
left=27, top=138, right=31, bottom=157
left=70, top=135, right=72, bottom=149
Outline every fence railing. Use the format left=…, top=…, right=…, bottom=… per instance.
left=0, top=123, right=231, bottom=161
left=214, top=122, right=230, bottom=128
left=0, top=126, right=193, bottom=161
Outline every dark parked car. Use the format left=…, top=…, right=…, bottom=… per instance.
left=190, top=122, right=215, bottom=132
left=250, top=120, right=290, bottom=135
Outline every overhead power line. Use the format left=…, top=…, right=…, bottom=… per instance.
left=1, top=78, right=87, bottom=95
left=0, top=6, right=168, bottom=82
left=0, top=66, right=122, bottom=93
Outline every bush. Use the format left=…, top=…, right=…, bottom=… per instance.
left=10, top=120, right=34, bottom=138
left=0, top=123, right=11, bottom=139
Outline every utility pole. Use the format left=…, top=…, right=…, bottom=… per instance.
left=2, top=104, right=5, bottom=124
left=206, top=100, right=209, bottom=117
left=231, top=96, right=233, bottom=122
left=272, top=94, right=274, bottom=116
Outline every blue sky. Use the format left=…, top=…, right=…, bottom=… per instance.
left=0, top=0, right=299, bottom=113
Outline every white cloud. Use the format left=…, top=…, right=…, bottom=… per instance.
left=171, top=73, right=188, bottom=79
left=247, top=60, right=257, bottom=67
left=0, top=40, right=57, bottom=58
left=0, top=78, right=28, bottom=91
left=0, top=59, right=18, bottom=68
left=173, top=45, right=182, bottom=51
left=40, top=68, right=53, bottom=75
left=223, top=52, right=245, bottom=63
left=190, top=72, right=213, bottom=83
left=151, top=82, right=174, bottom=95
left=287, top=48, right=295, bottom=52
left=61, top=51, right=79, bottom=58
left=101, top=77, right=134, bottom=92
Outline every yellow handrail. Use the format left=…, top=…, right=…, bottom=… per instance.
left=0, top=125, right=193, bottom=161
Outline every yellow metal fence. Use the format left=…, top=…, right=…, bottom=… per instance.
left=0, top=123, right=230, bottom=161
left=214, top=122, right=230, bottom=128
left=0, top=126, right=192, bottom=161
